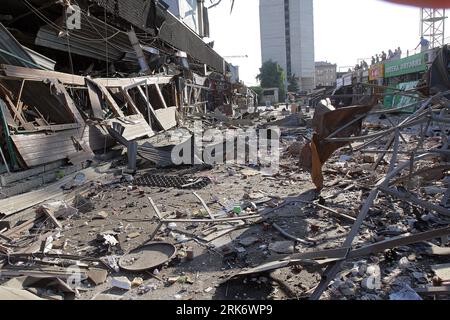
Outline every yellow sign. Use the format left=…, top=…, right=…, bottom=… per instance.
left=369, top=63, right=385, bottom=81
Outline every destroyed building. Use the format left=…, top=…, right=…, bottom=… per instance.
left=0, top=0, right=448, bottom=303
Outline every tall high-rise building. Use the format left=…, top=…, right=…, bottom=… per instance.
left=259, top=0, right=315, bottom=93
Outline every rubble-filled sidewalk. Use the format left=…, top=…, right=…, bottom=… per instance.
left=0, top=93, right=448, bottom=300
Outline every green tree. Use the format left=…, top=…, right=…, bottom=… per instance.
left=256, top=60, right=286, bottom=102
left=287, top=74, right=299, bottom=93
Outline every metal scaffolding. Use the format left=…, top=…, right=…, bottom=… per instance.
left=420, top=8, right=447, bottom=48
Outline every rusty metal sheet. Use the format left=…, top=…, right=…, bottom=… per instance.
left=119, top=242, right=177, bottom=272
left=300, top=103, right=375, bottom=190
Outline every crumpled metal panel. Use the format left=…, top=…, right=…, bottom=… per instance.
left=0, top=23, right=37, bottom=68
left=91, top=0, right=225, bottom=72
left=35, top=15, right=138, bottom=64
left=300, top=103, right=375, bottom=190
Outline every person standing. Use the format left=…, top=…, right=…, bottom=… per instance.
left=388, top=49, right=394, bottom=59
left=416, top=36, right=430, bottom=52
left=397, top=47, right=402, bottom=59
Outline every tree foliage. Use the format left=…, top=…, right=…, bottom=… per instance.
left=287, top=74, right=299, bottom=93
left=256, top=60, right=286, bottom=102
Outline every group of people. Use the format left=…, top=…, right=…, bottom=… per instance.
left=354, top=60, right=369, bottom=71
left=371, top=47, right=402, bottom=65
left=369, top=37, right=431, bottom=66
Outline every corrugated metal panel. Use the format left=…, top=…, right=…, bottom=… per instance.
left=81, top=124, right=116, bottom=151
left=159, top=12, right=224, bottom=72
left=11, top=129, right=82, bottom=167
left=0, top=23, right=38, bottom=68
left=35, top=14, right=138, bottom=65
left=91, top=0, right=224, bottom=72
left=105, top=114, right=154, bottom=142
left=23, top=46, right=56, bottom=70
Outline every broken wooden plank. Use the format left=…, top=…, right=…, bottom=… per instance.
left=94, top=75, right=173, bottom=87
left=200, top=222, right=247, bottom=243
left=94, top=83, right=125, bottom=118
left=312, top=202, right=357, bottom=223
left=39, top=206, right=62, bottom=229
left=85, top=78, right=104, bottom=120
left=193, top=192, right=214, bottom=220
left=155, top=84, right=168, bottom=109
left=161, top=215, right=261, bottom=223
left=120, top=88, right=140, bottom=114
left=272, top=223, right=314, bottom=245
left=0, top=267, right=87, bottom=281
left=0, top=64, right=85, bottom=85
left=148, top=197, right=163, bottom=220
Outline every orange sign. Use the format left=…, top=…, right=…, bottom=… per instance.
left=369, top=63, right=385, bottom=81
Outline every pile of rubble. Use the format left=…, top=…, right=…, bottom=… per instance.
left=0, top=0, right=448, bottom=300
left=0, top=88, right=447, bottom=300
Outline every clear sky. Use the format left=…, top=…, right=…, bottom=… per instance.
left=207, top=0, right=450, bottom=86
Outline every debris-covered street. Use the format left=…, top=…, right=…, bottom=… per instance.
left=0, top=0, right=449, bottom=302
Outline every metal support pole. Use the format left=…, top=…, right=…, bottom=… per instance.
left=127, top=141, right=138, bottom=172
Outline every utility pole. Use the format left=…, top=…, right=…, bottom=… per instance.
left=197, top=0, right=204, bottom=37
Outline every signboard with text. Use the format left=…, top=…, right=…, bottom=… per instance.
left=384, top=52, right=428, bottom=78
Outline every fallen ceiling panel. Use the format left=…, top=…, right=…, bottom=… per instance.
left=35, top=15, right=138, bottom=64
left=11, top=129, right=82, bottom=168
left=90, top=0, right=225, bottom=72
left=0, top=23, right=40, bottom=68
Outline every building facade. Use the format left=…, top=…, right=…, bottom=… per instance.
left=164, top=0, right=209, bottom=38
left=315, top=61, right=337, bottom=87
left=259, top=0, right=315, bottom=92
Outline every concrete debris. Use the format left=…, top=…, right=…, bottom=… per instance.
left=93, top=211, right=109, bottom=220
left=102, top=235, right=119, bottom=247
left=268, top=241, right=295, bottom=254
left=0, top=3, right=448, bottom=302
left=111, top=277, right=132, bottom=291
left=238, top=236, right=259, bottom=247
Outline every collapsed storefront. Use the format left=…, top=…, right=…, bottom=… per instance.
left=0, top=0, right=256, bottom=178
